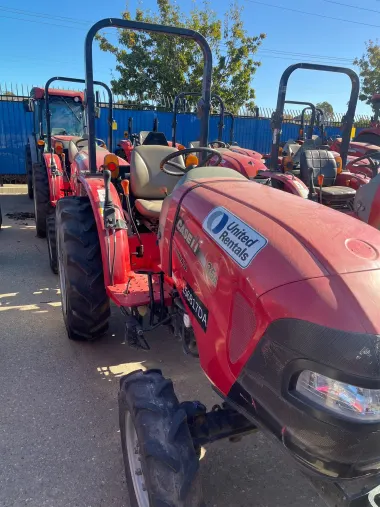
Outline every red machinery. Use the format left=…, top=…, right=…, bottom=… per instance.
left=116, top=117, right=164, bottom=162
left=25, top=76, right=125, bottom=273
left=56, top=18, right=380, bottom=507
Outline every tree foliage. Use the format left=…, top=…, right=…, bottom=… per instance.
left=316, top=101, right=334, bottom=120
left=353, top=40, right=380, bottom=109
left=96, top=0, right=265, bottom=114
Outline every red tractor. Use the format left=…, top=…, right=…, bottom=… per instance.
left=267, top=64, right=380, bottom=216
left=25, top=76, right=122, bottom=273
left=55, top=18, right=380, bottom=507
left=115, top=117, right=164, bottom=162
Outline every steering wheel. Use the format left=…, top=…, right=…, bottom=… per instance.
left=75, top=137, right=106, bottom=149
left=160, top=147, right=223, bottom=176
left=349, top=150, right=380, bottom=179
left=209, top=140, right=227, bottom=149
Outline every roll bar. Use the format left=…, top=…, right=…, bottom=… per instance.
left=85, top=19, right=212, bottom=172
left=224, top=112, right=235, bottom=145
left=171, top=91, right=224, bottom=146
left=285, top=100, right=316, bottom=140
left=44, top=76, right=113, bottom=153
left=269, top=63, right=359, bottom=170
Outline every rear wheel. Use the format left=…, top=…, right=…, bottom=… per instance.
left=56, top=196, right=110, bottom=341
left=46, top=208, right=58, bottom=274
left=119, top=369, right=204, bottom=507
left=32, top=162, right=49, bottom=237
left=25, top=146, right=33, bottom=199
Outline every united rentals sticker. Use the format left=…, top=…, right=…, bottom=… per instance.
left=182, top=283, right=208, bottom=332
left=202, top=207, right=267, bottom=268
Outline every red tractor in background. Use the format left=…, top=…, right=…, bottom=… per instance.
left=25, top=76, right=122, bottom=273
left=55, top=18, right=380, bottom=507
left=115, top=117, right=163, bottom=163
left=329, top=94, right=380, bottom=177
left=267, top=63, right=380, bottom=224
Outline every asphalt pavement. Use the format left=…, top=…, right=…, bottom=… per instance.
left=0, top=191, right=323, bottom=507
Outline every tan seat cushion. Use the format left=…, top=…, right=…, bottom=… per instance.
left=130, top=145, right=185, bottom=199
left=319, top=186, right=356, bottom=197
left=135, top=199, right=163, bottom=219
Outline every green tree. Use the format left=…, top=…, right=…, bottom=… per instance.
left=353, top=40, right=380, bottom=109
left=96, top=0, right=265, bottom=114
left=316, top=101, right=334, bottom=120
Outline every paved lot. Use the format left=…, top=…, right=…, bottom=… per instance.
left=0, top=192, right=323, bottom=507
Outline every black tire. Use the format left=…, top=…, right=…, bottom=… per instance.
left=32, top=162, right=49, bottom=238
left=46, top=208, right=58, bottom=274
left=26, top=146, right=33, bottom=199
left=119, top=369, right=204, bottom=507
left=56, top=196, right=110, bottom=341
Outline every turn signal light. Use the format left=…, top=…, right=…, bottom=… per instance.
left=335, top=156, right=343, bottom=174
left=55, top=142, right=64, bottom=155
left=104, top=153, right=119, bottom=179
left=185, top=154, right=199, bottom=168
left=177, top=143, right=185, bottom=151
left=37, top=139, right=45, bottom=147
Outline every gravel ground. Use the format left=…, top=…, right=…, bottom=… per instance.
left=0, top=192, right=323, bottom=507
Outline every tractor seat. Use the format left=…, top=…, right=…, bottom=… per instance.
left=130, top=145, right=185, bottom=219
left=300, top=149, right=356, bottom=202
left=188, top=141, right=200, bottom=149
left=68, top=136, right=83, bottom=163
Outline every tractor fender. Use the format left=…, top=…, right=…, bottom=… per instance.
left=42, top=152, right=65, bottom=205
left=268, top=172, right=309, bottom=198
left=78, top=174, right=131, bottom=286
left=27, top=134, right=38, bottom=165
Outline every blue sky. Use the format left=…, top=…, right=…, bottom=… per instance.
left=0, top=0, right=377, bottom=115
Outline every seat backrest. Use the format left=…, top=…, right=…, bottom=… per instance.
left=292, top=139, right=316, bottom=165
left=300, top=149, right=337, bottom=187
left=189, top=141, right=200, bottom=149
left=130, top=145, right=185, bottom=199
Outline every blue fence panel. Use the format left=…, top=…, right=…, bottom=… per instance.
left=0, top=99, right=371, bottom=176
left=0, top=100, right=33, bottom=175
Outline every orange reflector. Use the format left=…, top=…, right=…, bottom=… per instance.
left=346, top=180, right=351, bottom=186
left=121, top=179, right=130, bottom=195
left=37, top=139, right=45, bottom=146
left=104, top=153, right=119, bottom=179
left=335, top=156, right=343, bottom=174
left=186, top=154, right=199, bottom=168
left=318, top=174, right=324, bottom=186
left=178, top=144, right=185, bottom=151
left=279, top=146, right=283, bottom=156
left=55, top=142, right=64, bottom=155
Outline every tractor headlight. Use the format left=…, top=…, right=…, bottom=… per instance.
left=295, top=371, right=380, bottom=422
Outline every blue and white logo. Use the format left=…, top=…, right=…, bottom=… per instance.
left=206, top=210, right=229, bottom=234
left=202, top=206, right=267, bottom=269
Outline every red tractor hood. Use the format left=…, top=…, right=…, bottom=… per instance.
left=181, top=178, right=380, bottom=298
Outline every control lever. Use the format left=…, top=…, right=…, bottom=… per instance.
left=103, top=170, right=116, bottom=229
left=317, top=173, right=324, bottom=204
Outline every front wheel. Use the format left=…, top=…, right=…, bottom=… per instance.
left=56, top=196, right=110, bottom=341
left=119, top=369, right=204, bottom=507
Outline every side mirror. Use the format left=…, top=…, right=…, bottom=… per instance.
left=95, top=107, right=101, bottom=119
left=23, top=99, right=34, bottom=113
